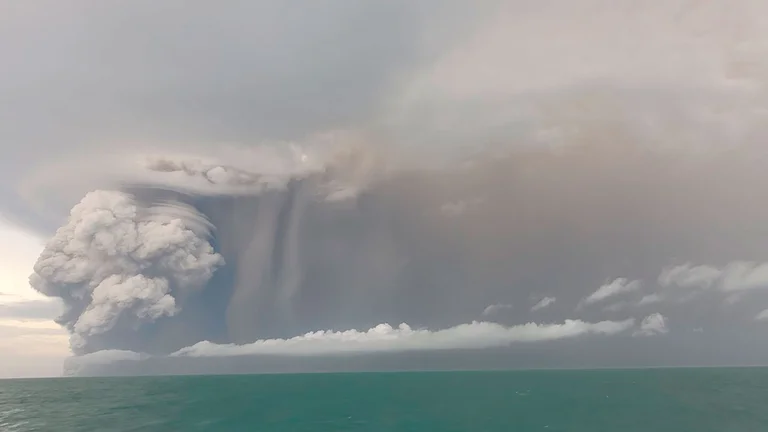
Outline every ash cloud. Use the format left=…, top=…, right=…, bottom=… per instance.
left=29, top=190, right=223, bottom=353
left=9, top=0, right=768, bottom=374
left=28, top=120, right=768, bottom=359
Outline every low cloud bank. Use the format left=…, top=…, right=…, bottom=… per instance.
left=61, top=319, right=636, bottom=374
left=61, top=318, right=654, bottom=375
left=171, top=319, right=635, bottom=358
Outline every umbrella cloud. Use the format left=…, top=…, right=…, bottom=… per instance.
left=25, top=109, right=768, bottom=360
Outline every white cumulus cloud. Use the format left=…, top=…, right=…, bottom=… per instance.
left=580, top=278, right=641, bottom=307
left=531, top=297, right=556, bottom=312
left=633, top=313, right=668, bottom=337
left=172, top=319, right=636, bottom=358
left=481, top=303, right=513, bottom=316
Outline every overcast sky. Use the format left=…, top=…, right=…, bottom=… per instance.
left=4, top=0, right=768, bottom=377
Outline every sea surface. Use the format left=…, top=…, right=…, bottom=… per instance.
left=1, top=368, right=767, bottom=431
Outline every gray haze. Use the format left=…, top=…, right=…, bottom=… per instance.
left=3, top=0, right=768, bottom=375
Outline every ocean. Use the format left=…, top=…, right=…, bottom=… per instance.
left=1, top=368, right=766, bottom=431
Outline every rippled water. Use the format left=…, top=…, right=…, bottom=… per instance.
left=1, top=368, right=767, bottom=431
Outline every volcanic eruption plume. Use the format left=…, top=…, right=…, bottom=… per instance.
left=13, top=1, right=768, bottom=373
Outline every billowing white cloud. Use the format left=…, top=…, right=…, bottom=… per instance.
left=636, top=293, right=662, bottom=306
left=172, top=319, right=636, bottom=358
left=580, top=278, right=641, bottom=306
left=633, top=313, right=668, bottom=337
left=29, top=190, right=224, bottom=352
left=531, top=297, right=556, bottom=312
left=481, top=303, right=513, bottom=316
left=73, top=275, right=175, bottom=337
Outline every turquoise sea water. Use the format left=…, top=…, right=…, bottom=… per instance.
left=1, top=368, right=767, bottom=431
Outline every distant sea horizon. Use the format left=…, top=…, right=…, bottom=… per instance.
left=7, top=363, right=768, bottom=380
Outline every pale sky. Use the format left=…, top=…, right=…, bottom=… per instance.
left=0, top=224, right=68, bottom=378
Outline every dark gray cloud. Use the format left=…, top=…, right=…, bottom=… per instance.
left=0, top=1, right=488, bottom=152
left=0, top=0, right=493, bottom=235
